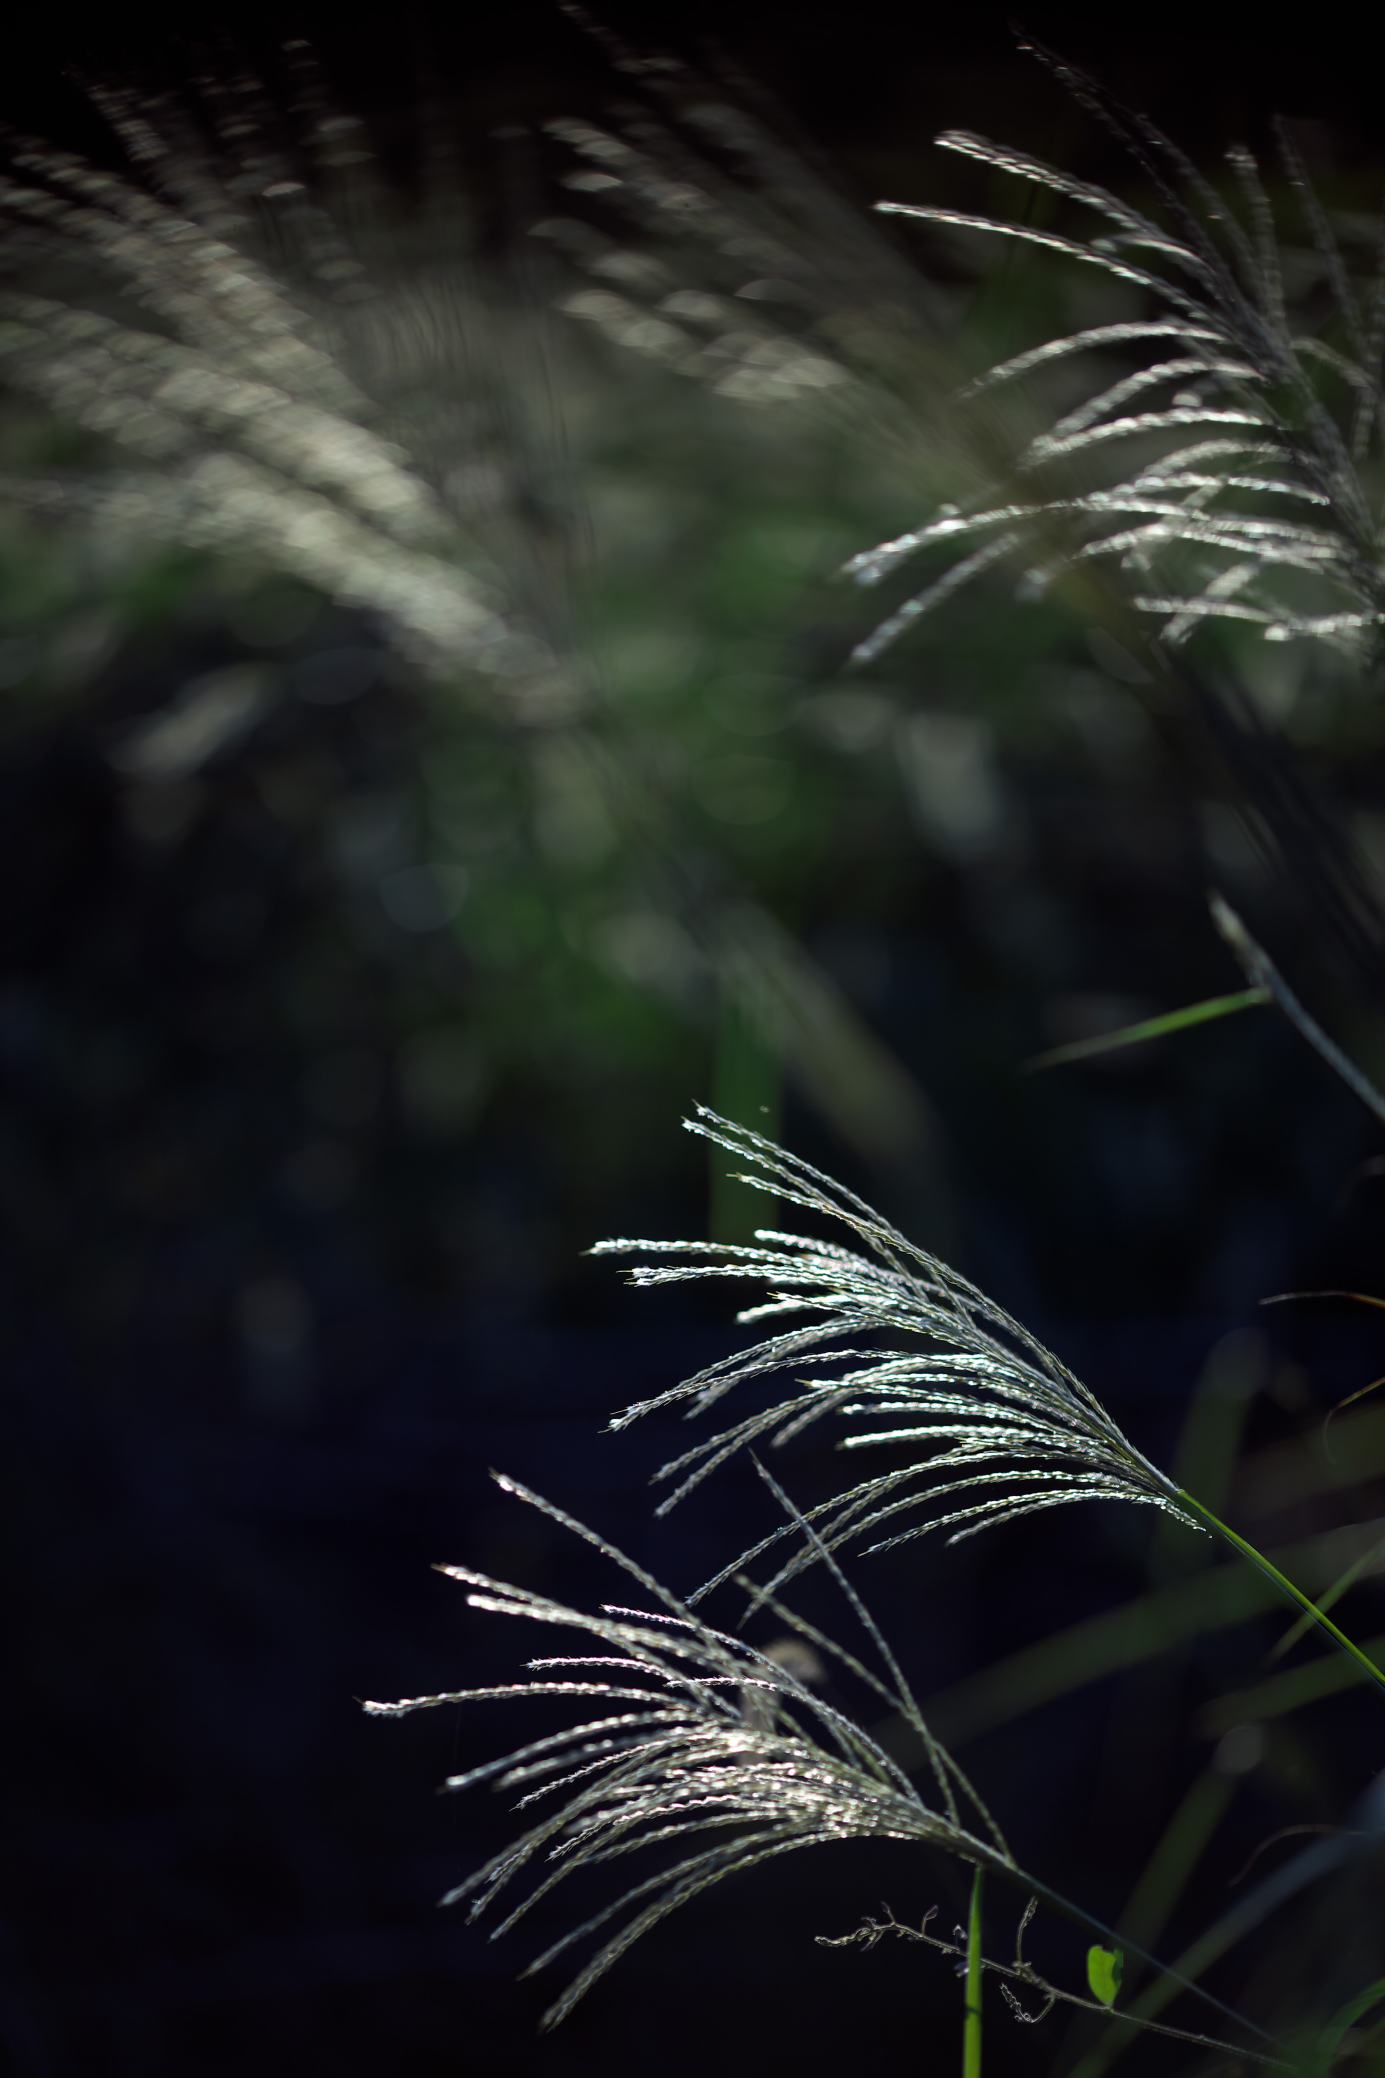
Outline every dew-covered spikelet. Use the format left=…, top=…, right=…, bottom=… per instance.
left=363, top=1471, right=1012, bottom=2028
left=594, top=1107, right=1196, bottom=1601
left=848, top=40, right=1385, bottom=664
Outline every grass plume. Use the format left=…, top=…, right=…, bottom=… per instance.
left=596, top=1107, right=1385, bottom=1715
left=849, top=40, right=1385, bottom=664
left=365, top=1472, right=1268, bottom=2050
left=594, top=1104, right=1196, bottom=1602
left=363, top=1470, right=1013, bottom=2030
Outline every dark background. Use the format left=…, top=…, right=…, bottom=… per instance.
left=6, top=5, right=1385, bottom=2075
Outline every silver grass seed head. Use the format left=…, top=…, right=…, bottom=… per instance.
left=363, top=1473, right=1012, bottom=2029
left=850, top=66, right=1385, bottom=665
left=594, top=1107, right=1197, bottom=1602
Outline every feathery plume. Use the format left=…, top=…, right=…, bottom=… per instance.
left=849, top=43, right=1385, bottom=663
left=363, top=1471, right=1012, bottom=2029
left=594, top=1107, right=1196, bottom=1601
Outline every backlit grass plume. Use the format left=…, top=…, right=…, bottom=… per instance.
left=848, top=39, right=1385, bottom=665
left=364, top=1473, right=1267, bottom=2049
left=595, top=1105, right=1197, bottom=1599
left=362, top=1470, right=1016, bottom=2029
left=595, top=1109, right=1385, bottom=1709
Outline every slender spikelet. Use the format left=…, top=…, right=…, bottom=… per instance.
left=363, top=1472, right=1013, bottom=2029
left=851, top=46, right=1385, bottom=662
left=594, top=1108, right=1197, bottom=1600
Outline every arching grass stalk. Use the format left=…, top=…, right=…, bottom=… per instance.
left=1175, top=1488, right=1385, bottom=1703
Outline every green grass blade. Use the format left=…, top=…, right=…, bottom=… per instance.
left=924, top=1522, right=1380, bottom=1744
left=1200, top=1627, right=1385, bottom=1734
left=1265, top=1528, right=1385, bottom=1666
left=1177, top=1489, right=1385, bottom=1703
left=1112, top=1768, right=1233, bottom=1971
left=964, top=1869, right=984, bottom=2078
left=1052, top=1767, right=1233, bottom=2075
left=1315, top=1976, right=1385, bottom=2072
left=1026, top=988, right=1268, bottom=1072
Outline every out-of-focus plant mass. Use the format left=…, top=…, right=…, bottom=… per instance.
left=6, top=24, right=1384, bottom=1333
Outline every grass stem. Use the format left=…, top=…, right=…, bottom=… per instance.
left=1177, top=1487, right=1385, bottom=1700
left=963, top=1869, right=983, bottom=2078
